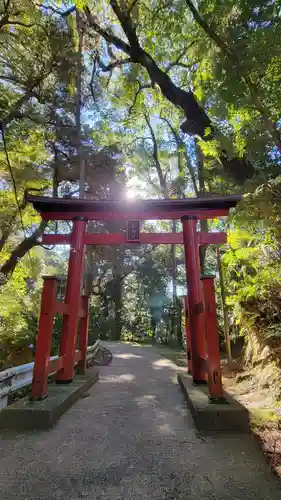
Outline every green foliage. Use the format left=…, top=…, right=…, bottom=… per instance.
left=221, top=181, right=281, bottom=367
left=0, top=251, right=40, bottom=367
left=2, top=0, right=281, bottom=383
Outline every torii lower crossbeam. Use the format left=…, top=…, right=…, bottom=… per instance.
left=42, top=232, right=226, bottom=246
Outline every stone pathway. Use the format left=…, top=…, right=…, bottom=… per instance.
left=0, top=342, right=280, bottom=499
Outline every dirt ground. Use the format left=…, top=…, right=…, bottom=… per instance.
left=160, top=347, right=281, bottom=479
left=222, top=358, right=281, bottom=477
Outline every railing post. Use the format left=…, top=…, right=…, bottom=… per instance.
left=184, top=295, right=192, bottom=373
left=77, top=295, right=89, bottom=375
left=56, top=217, right=87, bottom=383
left=181, top=216, right=207, bottom=383
left=31, top=277, right=58, bottom=400
left=201, top=276, right=224, bottom=400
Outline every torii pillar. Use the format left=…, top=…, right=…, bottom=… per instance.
left=56, top=216, right=87, bottom=383
left=182, top=215, right=207, bottom=383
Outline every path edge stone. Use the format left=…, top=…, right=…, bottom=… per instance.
left=178, top=372, right=250, bottom=433
left=0, top=368, right=99, bottom=431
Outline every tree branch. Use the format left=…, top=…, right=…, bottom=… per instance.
left=1, top=58, right=59, bottom=126
left=0, top=196, right=27, bottom=252
left=152, top=0, right=173, bottom=22
left=128, top=80, right=151, bottom=114
left=126, top=136, right=152, bottom=147
left=0, top=0, right=10, bottom=31
left=84, top=2, right=255, bottom=180
left=110, top=0, right=140, bottom=49
left=0, top=74, right=27, bottom=85
left=0, top=184, right=42, bottom=252
left=166, top=42, right=197, bottom=72
left=185, top=0, right=231, bottom=55
left=85, top=2, right=211, bottom=137
left=84, top=6, right=131, bottom=55
left=99, top=57, right=132, bottom=72
left=0, top=220, right=48, bottom=286
left=40, top=4, right=76, bottom=18
left=128, top=0, right=140, bottom=15
left=144, top=112, right=166, bottom=192
left=0, top=1, right=34, bottom=31
left=3, top=0, right=11, bottom=10
left=90, top=58, right=98, bottom=103
left=172, top=61, right=199, bottom=70
left=160, top=116, right=199, bottom=196
left=6, top=20, right=34, bottom=28
left=1, top=88, right=37, bottom=127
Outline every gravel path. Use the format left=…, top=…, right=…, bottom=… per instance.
left=0, top=342, right=280, bottom=499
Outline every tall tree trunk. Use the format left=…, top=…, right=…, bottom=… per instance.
left=159, top=116, right=199, bottom=196
left=145, top=112, right=167, bottom=194
left=76, top=9, right=85, bottom=198
left=195, top=140, right=208, bottom=274
left=216, top=247, right=232, bottom=364
left=84, top=250, right=94, bottom=295
left=112, top=275, right=123, bottom=340
left=76, top=10, right=93, bottom=297
left=100, top=293, right=109, bottom=339
left=171, top=221, right=183, bottom=346
left=170, top=220, right=177, bottom=342
left=176, top=297, right=183, bottom=347
left=53, top=146, right=59, bottom=197
left=150, top=312, right=157, bottom=340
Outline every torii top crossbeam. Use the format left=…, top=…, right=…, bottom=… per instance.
left=26, top=194, right=241, bottom=221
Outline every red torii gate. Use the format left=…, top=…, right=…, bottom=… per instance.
left=27, top=194, right=240, bottom=401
